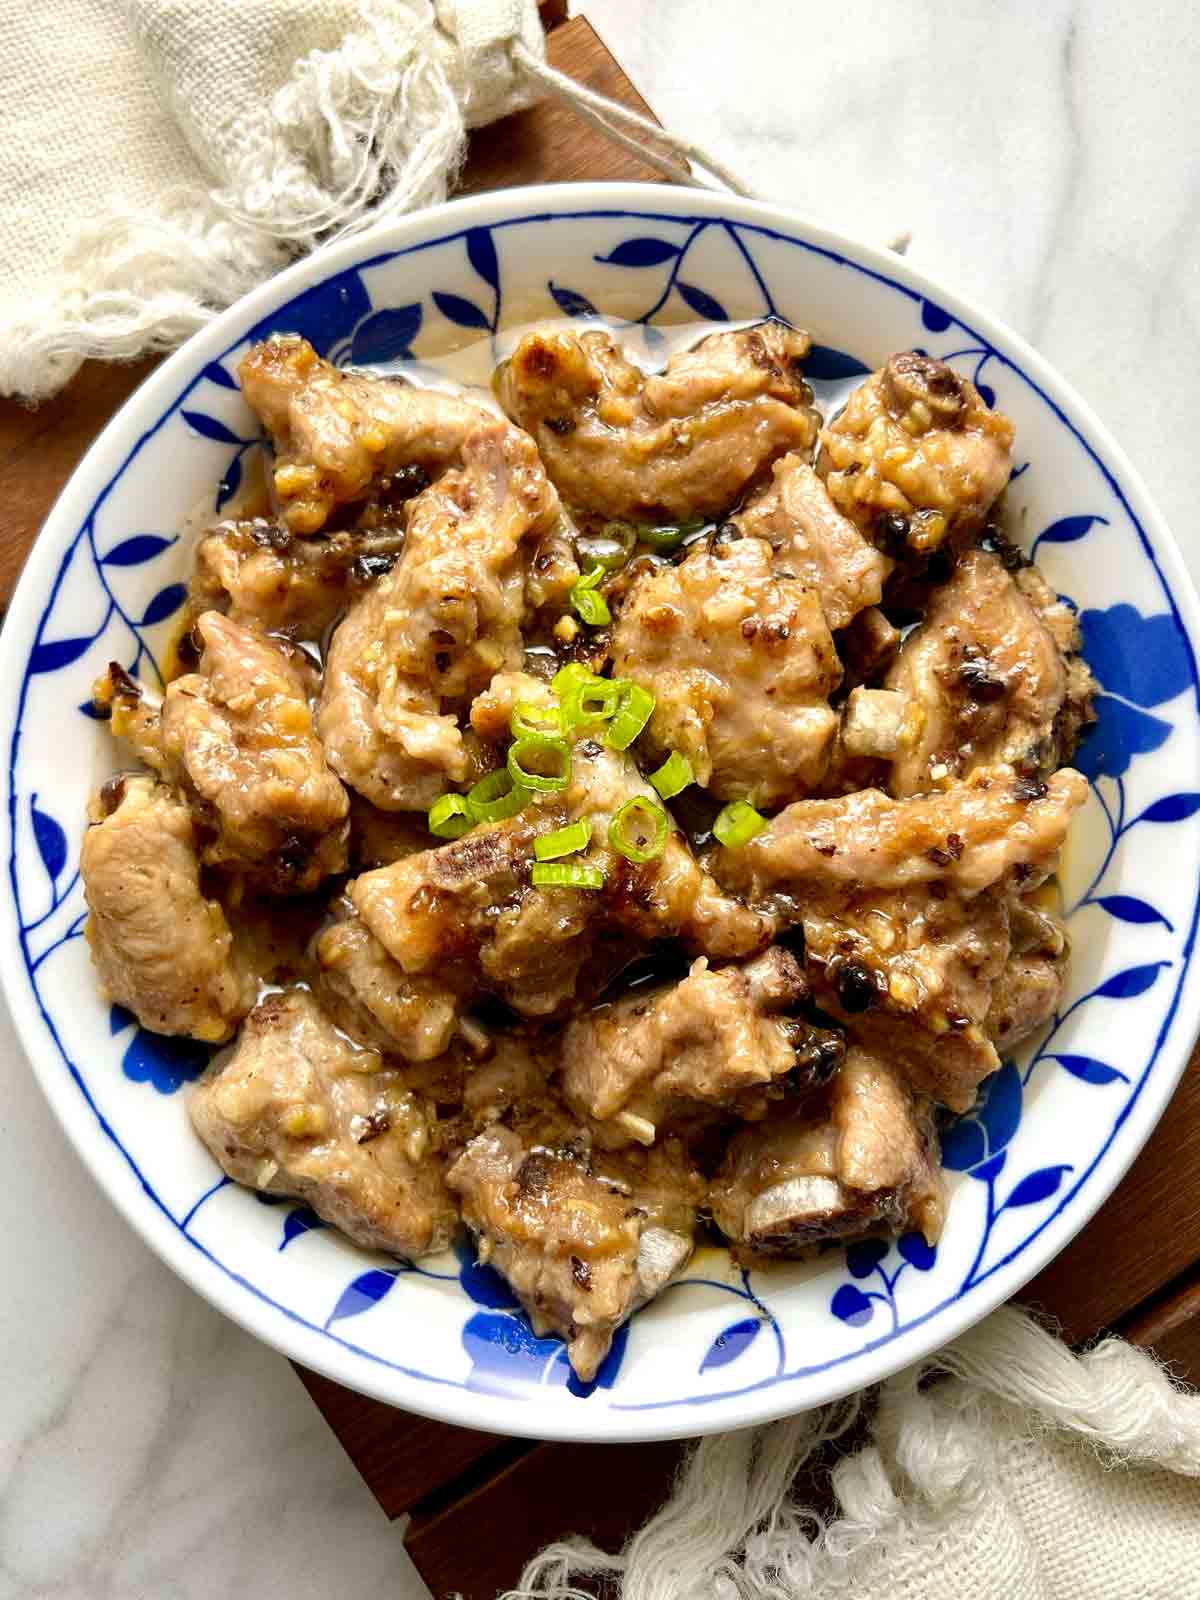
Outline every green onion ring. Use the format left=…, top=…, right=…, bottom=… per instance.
left=648, top=751, right=694, bottom=800
left=531, top=861, right=605, bottom=890
left=552, top=661, right=595, bottom=696
left=571, top=584, right=612, bottom=626
left=608, top=795, right=668, bottom=863
left=713, top=799, right=768, bottom=847
left=427, top=793, right=472, bottom=839
left=637, top=519, right=705, bottom=551
left=575, top=523, right=635, bottom=573
left=533, top=818, right=592, bottom=861
left=511, top=699, right=564, bottom=740
left=507, top=735, right=572, bottom=793
left=562, top=675, right=622, bottom=731
left=605, top=680, right=656, bottom=750
left=466, top=768, right=530, bottom=823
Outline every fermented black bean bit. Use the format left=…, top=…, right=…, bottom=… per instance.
left=570, top=1255, right=592, bottom=1290
left=357, top=1112, right=391, bottom=1144
left=959, top=656, right=1007, bottom=703
left=390, top=463, right=430, bottom=498
left=834, top=961, right=880, bottom=1014
left=351, top=551, right=398, bottom=582
left=278, top=835, right=309, bottom=875
left=979, top=525, right=1028, bottom=571
left=878, top=512, right=911, bottom=557
left=248, top=521, right=292, bottom=550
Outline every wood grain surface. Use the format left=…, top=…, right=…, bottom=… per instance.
left=2, top=7, right=1197, bottom=1597
left=406, top=1439, right=687, bottom=1598
left=1023, top=1047, right=1200, bottom=1347
left=1124, top=1264, right=1200, bottom=1382
left=0, top=358, right=157, bottom=609
left=295, top=1366, right=510, bottom=1522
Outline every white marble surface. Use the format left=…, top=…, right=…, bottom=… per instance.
left=592, top=0, right=1200, bottom=577
left=0, top=1021, right=420, bottom=1600
left=2, top=3, right=1198, bottom=1595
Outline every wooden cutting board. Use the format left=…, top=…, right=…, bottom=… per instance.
left=2, top=9, right=1197, bottom=1596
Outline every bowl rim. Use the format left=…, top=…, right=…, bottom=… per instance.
left=4, top=180, right=1199, bottom=1442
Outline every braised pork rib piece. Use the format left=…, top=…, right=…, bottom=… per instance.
left=497, top=322, right=818, bottom=522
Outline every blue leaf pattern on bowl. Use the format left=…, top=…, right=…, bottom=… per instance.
left=249, top=269, right=371, bottom=355
left=120, top=1027, right=210, bottom=1095
left=1091, top=894, right=1171, bottom=929
left=595, top=237, right=680, bottom=268
left=139, top=584, right=188, bottom=628
left=181, top=410, right=243, bottom=446
left=548, top=282, right=598, bottom=319
left=30, top=795, right=67, bottom=884
left=1005, top=1166, right=1071, bottom=1209
left=326, top=1267, right=401, bottom=1328
left=11, top=203, right=1199, bottom=1417
left=350, top=304, right=423, bottom=365
left=202, top=361, right=239, bottom=391
left=280, top=1207, right=325, bottom=1252
left=100, top=534, right=175, bottom=567
left=1031, top=513, right=1107, bottom=552
left=1052, top=1055, right=1128, bottom=1086
left=1138, top=793, right=1200, bottom=823
left=432, top=290, right=491, bottom=332
left=31, top=635, right=95, bottom=675
left=803, top=345, right=872, bottom=381
left=1079, top=605, right=1192, bottom=707
left=675, top=280, right=729, bottom=322
left=700, top=1318, right=762, bottom=1372
left=466, top=227, right=500, bottom=291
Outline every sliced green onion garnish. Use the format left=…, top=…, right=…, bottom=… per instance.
left=508, top=735, right=572, bottom=793
left=552, top=661, right=594, bottom=695
left=511, top=699, right=564, bottom=740
left=649, top=751, right=693, bottom=800
left=575, top=523, right=635, bottom=573
left=562, top=674, right=621, bottom=731
left=573, top=587, right=611, bottom=626
left=608, top=795, right=668, bottom=863
left=428, top=793, right=472, bottom=839
left=570, top=566, right=612, bottom=626
left=467, top=768, right=530, bottom=823
left=713, top=799, right=768, bottom=847
left=534, top=819, right=592, bottom=861
left=605, top=680, right=656, bottom=750
left=531, top=861, right=605, bottom=890
left=637, top=519, right=704, bottom=551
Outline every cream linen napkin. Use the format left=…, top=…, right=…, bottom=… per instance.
left=510, top=1309, right=1200, bottom=1600
left=0, top=0, right=544, bottom=401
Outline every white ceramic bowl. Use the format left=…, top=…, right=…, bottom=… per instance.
left=4, top=183, right=1199, bottom=1442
